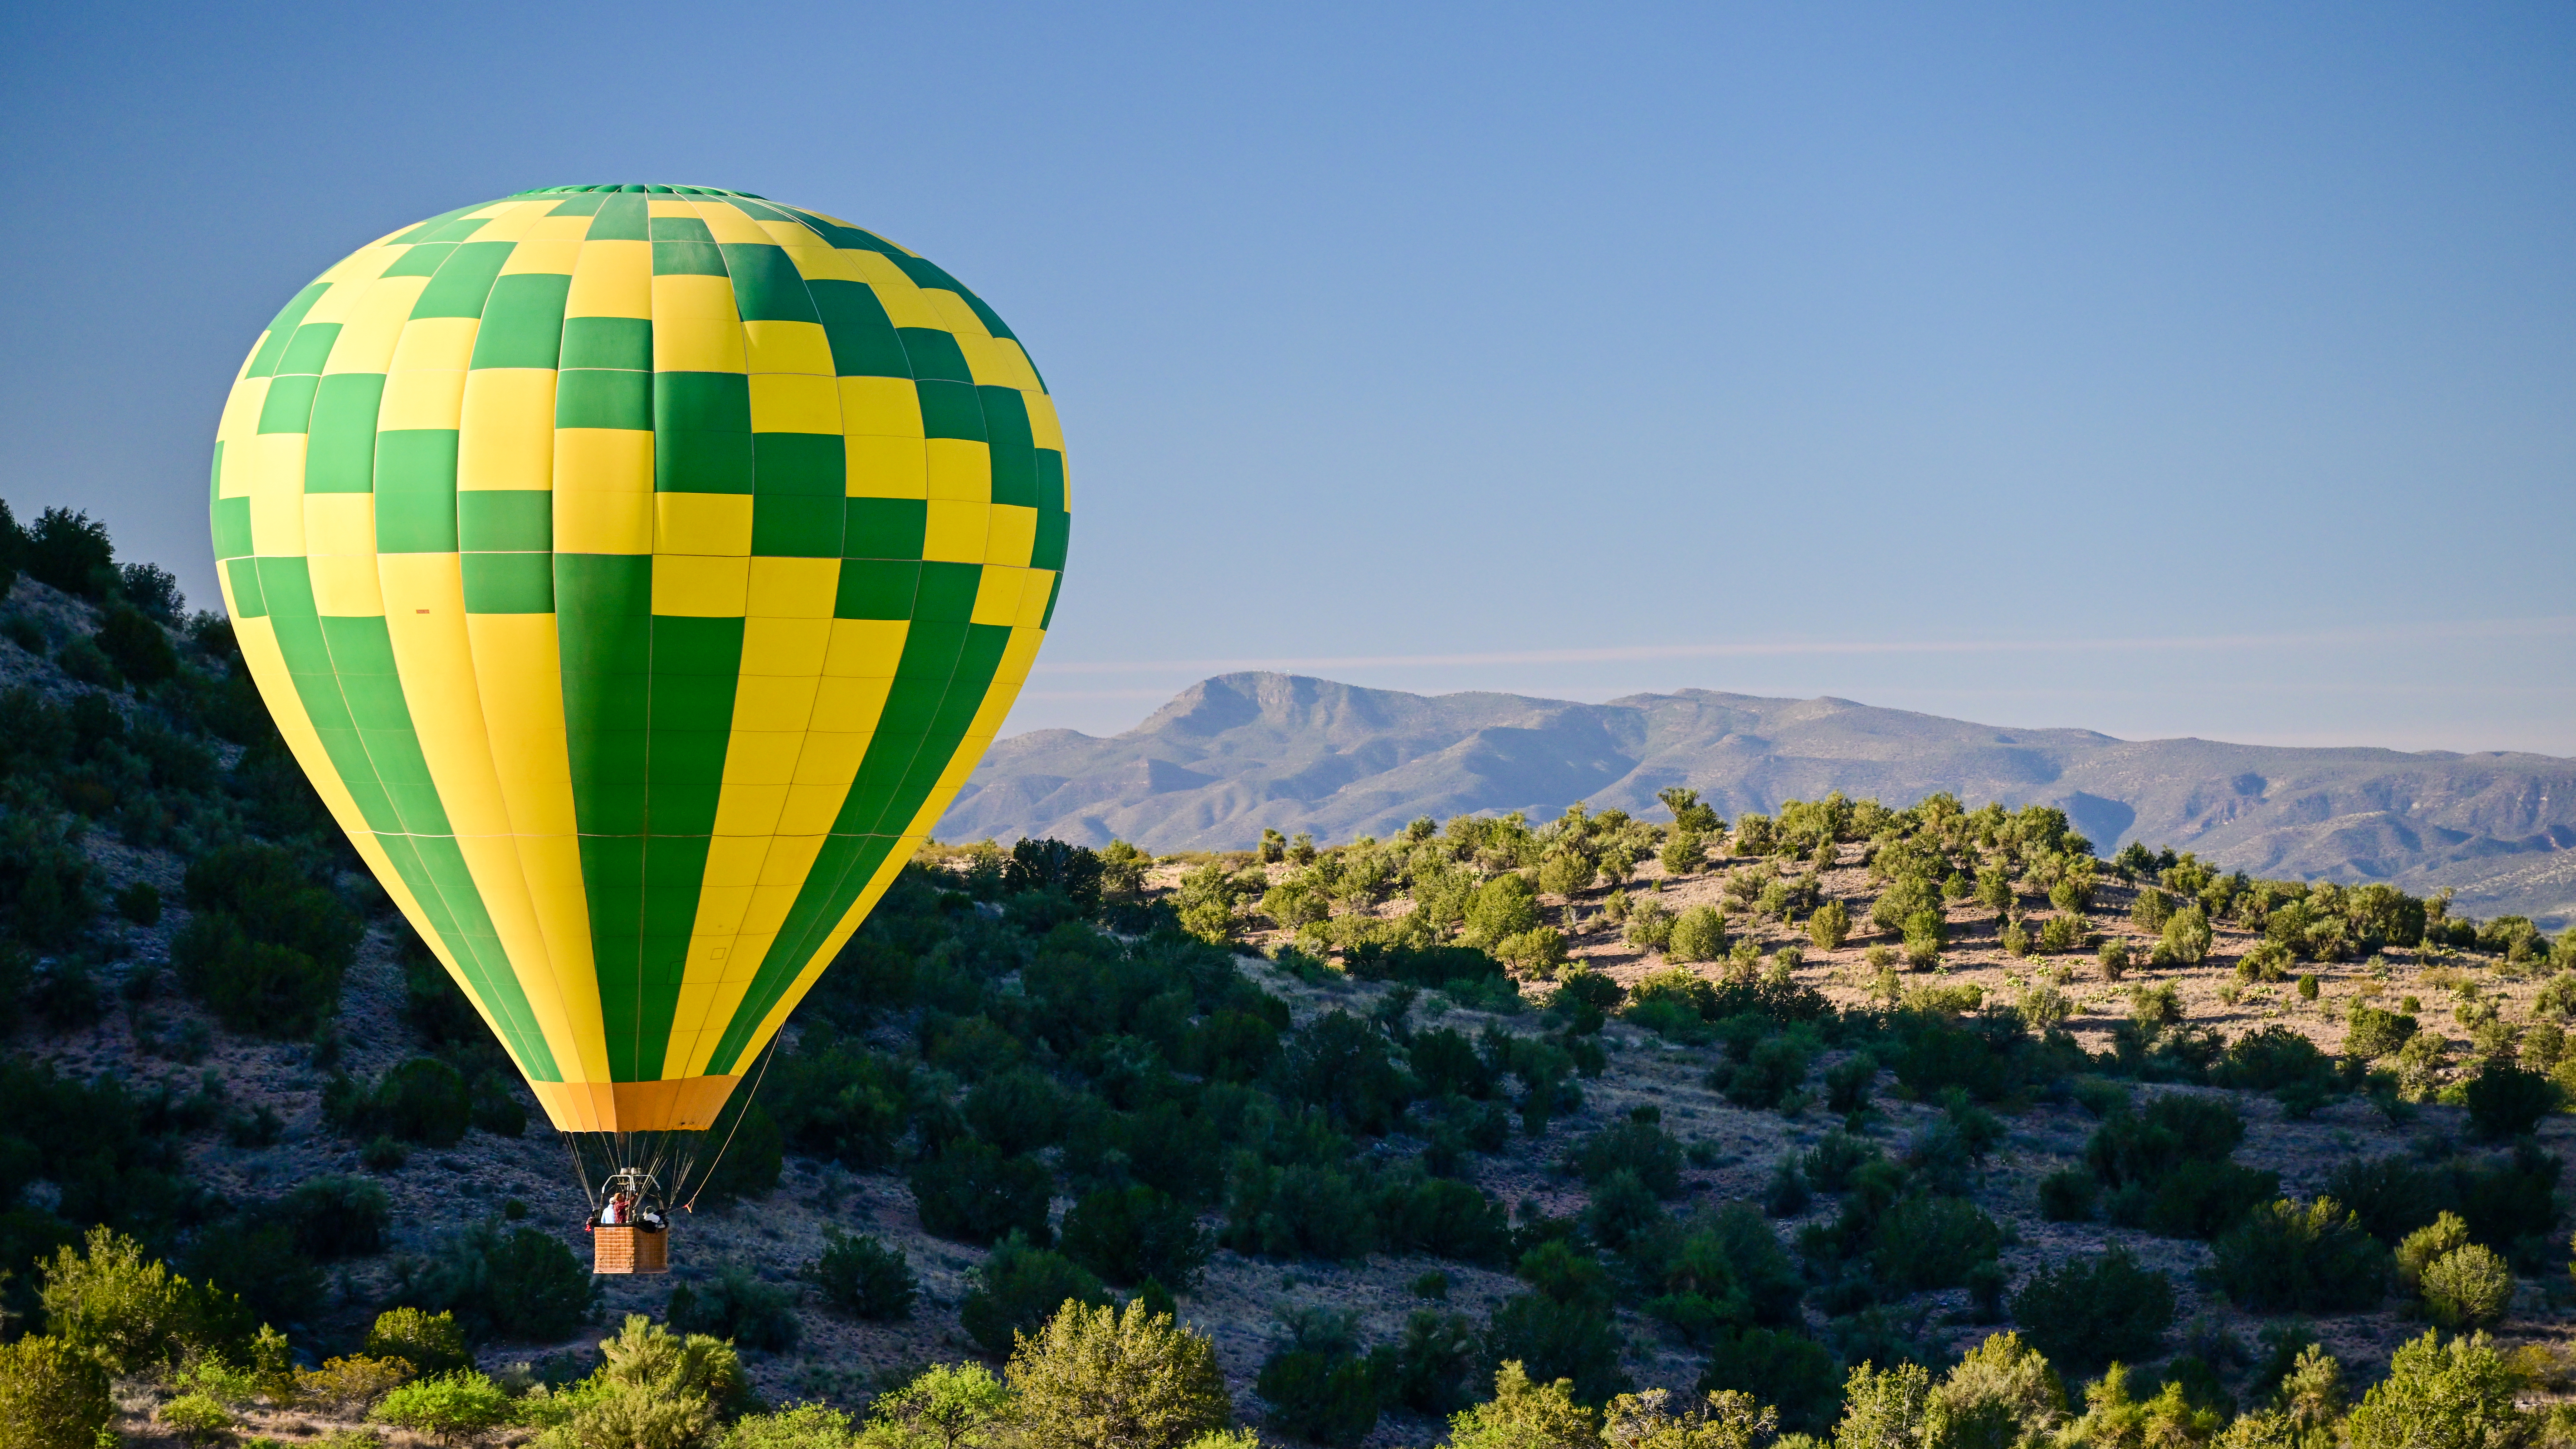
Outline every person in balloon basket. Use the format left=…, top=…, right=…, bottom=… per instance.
left=590, top=1192, right=666, bottom=1233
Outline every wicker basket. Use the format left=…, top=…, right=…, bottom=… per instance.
left=593, top=1225, right=668, bottom=1275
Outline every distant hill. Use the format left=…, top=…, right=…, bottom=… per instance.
left=943, top=672, right=2576, bottom=928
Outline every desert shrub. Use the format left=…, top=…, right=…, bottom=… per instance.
left=1810, top=899, right=1852, bottom=950
left=1763, top=1159, right=1810, bottom=1218
left=159, top=1391, right=236, bottom=1448
left=38, top=1226, right=247, bottom=1373
left=1282, top=1010, right=1414, bottom=1135
left=1410, top=1028, right=1499, bottom=1099
left=0, top=1334, right=113, bottom=1449
left=1564, top=1117, right=1686, bottom=1198
left=97, top=604, right=176, bottom=685
left=1380, top=1176, right=1513, bottom=1264
left=24, top=508, right=112, bottom=595
left=2346, top=1003, right=2420, bottom=1061
left=2083, top=1093, right=2275, bottom=1237
left=2417, top=1243, right=2513, bottom=1332
left=1669, top=906, right=1728, bottom=964
left=329, top=1058, right=472, bottom=1146
left=2213, top=1198, right=2390, bottom=1313
left=960, top=1232, right=1112, bottom=1359
left=2327, top=1156, right=2452, bottom=1245
left=279, top=1174, right=392, bottom=1260
left=912, top=1139, right=1055, bottom=1247
left=468, top=1073, right=526, bottom=1139
left=397, top=1222, right=594, bottom=1343
left=2465, top=1061, right=2560, bottom=1140
left=369, top=1371, right=515, bottom=1442
left=2011, top=1247, right=2175, bottom=1375
left=1258, top=1337, right=1390, bottom=1447
left=857, top=1362, right=1010, bottom=1449
left=1463, top=875, right=1544, bottom=947
left=1823, top=1052, right=1877, bottom=1115
left=1007, top=1300, right=1230, bottom=1449
left=1060, top=1186, right=1214, bottom=1290
left=1715, top=1030, right=1818, bottom=1112
left=1392, top=1309, right=1481, bottom=1415
left=2038, top=1169, right=2098, bottom=1222
left=2217, top=1026, right=2336, bottom=1095
left=294, top=1355, right=414, bottom=1418
left=363, top=1306, right=470, bottom=1376
left=1697, top=1326, right=1842, bottom=1434
left=1225, top=1161, right=1376, bottom=1262
left=2087, top=1095, right=2244, bottom=1186
left=2396, top=1212, right=2471, bottom=1295
left=2156, top=906, right=2213, bottom=966
left=172, top=844, right=359, bottom=1036
left=667, top=1264, right=801, bottom=1352
left=2344, top=1330, right=2531, bottom=1449
left=1803, top=1131, right=1881, bottom=1193
left=1484, top=1291, right=1627, bottom=1407
left=810, top=1229, right=916, bottom=1320
left=1870, top=1195, right=2002, bottom=1294
left=1625, top=901, right=1678, bottom=953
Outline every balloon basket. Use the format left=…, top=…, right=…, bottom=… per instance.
left=593, top=1226, right=668, bottom=1276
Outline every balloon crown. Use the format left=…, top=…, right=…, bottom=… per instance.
left=506, top=183, right=769, bottom=198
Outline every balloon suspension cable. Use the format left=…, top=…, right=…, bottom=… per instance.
left=680, top=1035, right=782, bottom=1214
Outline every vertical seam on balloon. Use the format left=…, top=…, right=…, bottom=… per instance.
left=453, top=261, right=580, bottom=1085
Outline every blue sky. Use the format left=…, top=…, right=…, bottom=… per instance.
left=4, top=2, right=2569, bottom=751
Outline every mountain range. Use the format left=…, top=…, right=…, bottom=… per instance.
left=940, top=672, right=2576, bottom=929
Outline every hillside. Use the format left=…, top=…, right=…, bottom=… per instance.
left=942, top=673, right=2576, bottom=928
left=1, top=506, right=2573, bottom=1449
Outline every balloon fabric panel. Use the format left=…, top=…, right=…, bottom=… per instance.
left=209, top=185, right=1066, bottom=1132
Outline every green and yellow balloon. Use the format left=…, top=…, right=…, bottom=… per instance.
left=209, top=185, right=1066, bottom=1135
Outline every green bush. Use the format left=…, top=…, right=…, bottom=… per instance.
left=2213, top=1198, right=2390, bottom=1313
left=38, top=1226, right=248, bottom=1374
left=1378, top=1175, right=1513, bottom=1263
left=364, top=1306, right=470, bottom=1375
left=330, top=1058, right=472, bottom=1146
left=2465, top=1061, right=2560, bottom=1140
left=1482, top=1291, right=1626, bottom=1407
left=1059, top=1185, right=1214, bottom=1289
left=468, top=1074, right=526, bottom=1139
left=1257, top=1344, right=1390, bottom=1447
left=1669, top=905, right=1728, bottom=963
left=172, top=844, right=359, bottom=1037
left=2038, top=1169, right=2098, bottom=1222
left=2346, top=1003, right=2420, bottom=1061
left=1007, top=1299, right=1230, bottom=1449
left=1225, top=1161, right=1375, bottom=1262
left=398, top=1222, right=595, bottom=1343
left=2010, top=1246, right=2175, bottom=1376
left=1803, top=1131, right=1881, bottom=1193
left=0, top=1333, right=113, bottom=1449
left=2344, top=1329, right=2530, bottom=1449
left=25, top=508, right=112, bottom=595
left=97, top=604, right=176, bottom=685
left=667, top=1264, right=801, bottom=1352
left=810, top=1229, right=915, bottom=1319
left=959, top=1232, right=1110, bottom=1358
left=911, top=1138, right=1055, bottom=1246
left=1391, top=1309, right=1480, bottom=1415
left=1563, top=1117, right=1684, bottom=1197
left=369, top=1371, right=515, bottom=1442
left=1696, top=1326, right=1842, bottom=1433
left=2112, top=1157, right=2282, bottom=1240
left=1716, top=1030, right=1817, bottom=1111
left=963, top=1067, right=1076, bottom=1155
left=2419, top=1244, right=2514, bottom=1330
left=278, top=1174, right=391, bottom=1260
left=1870, top=1195, right=2002, bottom=1294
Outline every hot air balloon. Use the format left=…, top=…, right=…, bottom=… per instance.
left=207, top=185, right=1067, bottom=1270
